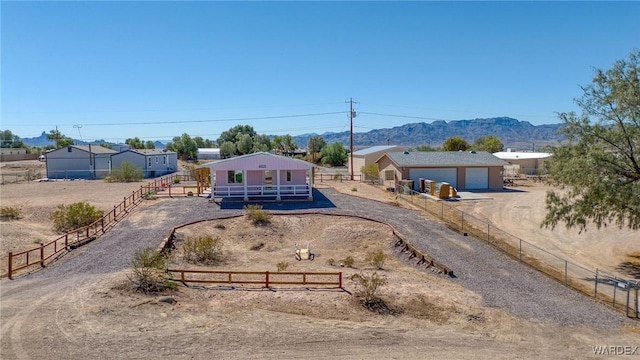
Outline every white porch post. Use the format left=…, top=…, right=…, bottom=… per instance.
left=276, top=169, right=281, bottom=200
left=209, top=169, right=215, bottom=198
left=307, top=168, right=313, bottom=199
left=243, top=170, right=248, bottom=201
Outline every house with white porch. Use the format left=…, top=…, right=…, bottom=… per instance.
left=198, top=152, right=315, bottom=201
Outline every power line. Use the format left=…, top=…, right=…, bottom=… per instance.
left=358, top=111, right=448, bottom=122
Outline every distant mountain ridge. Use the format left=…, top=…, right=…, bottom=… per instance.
left=291, top=117, right=563, bottom=151
left=21, top=117, right=564, bottom=151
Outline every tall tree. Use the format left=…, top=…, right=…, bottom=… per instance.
left=307, top=136, right=327, bottom=161
left=144, top=140, right=156, bottom=149
left=217, top=125, right=257, bottom=147
left=543, top=49, right=640, bottom=231
left=252, top=134, right=272, bottom=152
left=321, top=142, right=347, bottom=166
left=442, top=136, right=470, bottom=151
left=125, top=137, right=144, bottom=149
left=472, top=135, right=504, bottom=153
left=220, top=141, right=236, bottom=158
left=236, top=133, right=253, bottom=155
left=46, top=129, right=74, bottom=148
left=166, top=133, right=198, bottom=160
left=0, top=130, right=26, bottom=148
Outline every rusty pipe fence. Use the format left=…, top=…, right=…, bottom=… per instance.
left=395, top=184, right=639, bottom=319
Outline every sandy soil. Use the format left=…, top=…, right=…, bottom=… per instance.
left=450, top=180, right=640, bottom=279
left=1, top=168, right=639, bottom=359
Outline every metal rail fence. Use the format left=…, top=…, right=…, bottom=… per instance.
left=394, top=184, right=639, bottom=319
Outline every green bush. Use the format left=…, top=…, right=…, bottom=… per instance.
left=244, top=204, right=271, bottom=225
left=50, top=202, right=104, bottom=233
left=182, top=235, right=222, bottom=264
left=326, top=258, right=336, bottom=266
left=0, top=206, right=22, bottom=220
left=366, top=249, right=386, bottom=270
left=173, top=177, right=181, bottom=184
left=350, top=271, right=388, bottom=301
left=343, top=256, right=355, bottom=268
left=110, top=160, right=144, bottom=182
left=129, top=247, right=175, bottom=293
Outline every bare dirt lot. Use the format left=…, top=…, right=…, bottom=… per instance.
left=1, top=172, right=639, bottom=359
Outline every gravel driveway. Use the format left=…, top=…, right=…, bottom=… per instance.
left=19, top=188, right=632, bottom=329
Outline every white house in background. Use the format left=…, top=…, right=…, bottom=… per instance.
left=46, top=145, right=117, bottom=179
left=493, top=151, right=552, bottom=175
left=347, top=145, right=404, bottom=175
left=198, top=152, right=315, bottom=201
left=111, top=149, right=178, bottom=178
left=197, top=148, right=221, bottom=160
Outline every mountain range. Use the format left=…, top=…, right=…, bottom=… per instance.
left=21, top=117, right=564, bottom=151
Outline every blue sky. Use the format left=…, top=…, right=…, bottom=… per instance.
left=1, top=1, right=639, bottom=144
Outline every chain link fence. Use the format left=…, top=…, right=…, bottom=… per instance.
left=394, top=184, right=639, bottom=318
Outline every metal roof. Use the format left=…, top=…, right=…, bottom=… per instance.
left=493, top=151, right=552, bottom=160
left=70, top=145, right=117, bottom=154
left=382, top=151, right=510, bottom=167
left=128, top=149, right=176, bottom=156
left=353, top=145, right=402, bottom=156
left=197, top=152, right=315, bottom=170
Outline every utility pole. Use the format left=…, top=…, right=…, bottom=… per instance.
left=347, top=98, right=356, bottom=181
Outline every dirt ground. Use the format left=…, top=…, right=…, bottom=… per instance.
left=1, top=167, right=639, bottom=359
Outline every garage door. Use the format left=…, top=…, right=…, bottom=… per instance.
left=409, top=168, right=457, bottom=189
left=465, top=167, right=489, bottom=189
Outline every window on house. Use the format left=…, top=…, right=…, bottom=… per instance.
left=148, top=157, right=152, bottom=167
left=286, top=170, right=292, bottom=182
left=163, top=156, right=166, bottom=165
left=227, top=170, right=243, bottom=183
left=385, top=170, right=395, bottom=181
left=156, top=156, right=158, bottom=164
left=68, top=146, right=72, bottom=152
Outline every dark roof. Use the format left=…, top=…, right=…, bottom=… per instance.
left=382, top=151, right=510, bottom=167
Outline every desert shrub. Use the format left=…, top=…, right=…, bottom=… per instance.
left=129, top=247, right=175, bottom=293
left=173, top=177, right=181, bottom=184
left=0, top=206, right=22, bottom=220
left=110, top=160, right=143, bottom=182
left=250, top=242, right=264, bottom=251
left=326, top=258, right=336, bottom=266
left=276, top=261, right=289, bottom=272
left=332, top=173, right=342, bottom=181
left=343, top=256, right=355, bottom=268
left=350, top=271, right=388, bottom=301
left=351, top=187, right=358, bottom=192
left=214, top=223, right=226, bottom=230
left=366, top=249, right=386, bottom=270
left=244, top=204, right=271, bottom=225
left=50, top=202, right=104, bottom=233
left=143, top=190, right=157, bottom=200
left=182, top=235, right=222, bottom=264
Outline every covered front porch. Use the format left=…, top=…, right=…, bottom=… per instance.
left=198, top=152, right=315, bottom=201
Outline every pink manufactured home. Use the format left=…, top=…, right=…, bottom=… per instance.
left=198, top=152, right=315, bottom=200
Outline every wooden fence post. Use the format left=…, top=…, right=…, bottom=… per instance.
left=8, top=252, right=12, bottom=280
left=40, top=244, right=44, bottom=267
left=338, top=272, right=342, bottom=288
left=265, top=271, right=270, bottom=288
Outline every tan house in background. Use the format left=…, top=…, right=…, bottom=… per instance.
left=347, top=145, right=404, bottom=175
left=376, top=151, right=508, bottom=191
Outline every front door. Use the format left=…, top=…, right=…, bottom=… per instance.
left=264, top=170, right=273, bottom=189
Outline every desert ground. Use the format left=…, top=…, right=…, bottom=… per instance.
left=1, top=162, right=639, bottom=359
